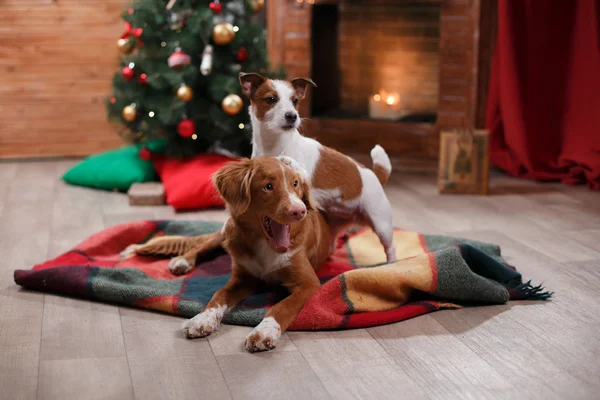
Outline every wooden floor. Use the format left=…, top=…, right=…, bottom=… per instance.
left=1, top=159, right=599, bottom=400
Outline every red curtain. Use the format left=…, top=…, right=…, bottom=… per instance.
left=485, top=0, right=600, bottom=190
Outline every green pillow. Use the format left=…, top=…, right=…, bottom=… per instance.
left=62, top=142, right=164, bottom=192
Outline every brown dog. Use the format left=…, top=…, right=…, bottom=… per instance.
left=178, top=157, right=330, bottom=352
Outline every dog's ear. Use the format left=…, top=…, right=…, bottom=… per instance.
left=290, top=77, right=317, bottom=100
left=213, top=159, right=254, bottom=217
left=239, top=72, right=266, bottom=99
left=299, top=177, right=316, bottom=212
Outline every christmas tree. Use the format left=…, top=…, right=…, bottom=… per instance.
left=106, top=0, right=276, bottom=158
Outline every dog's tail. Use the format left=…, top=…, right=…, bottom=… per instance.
left=370, top=145, right=392, bottom=186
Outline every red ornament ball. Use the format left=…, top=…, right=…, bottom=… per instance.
left=236, top=46, right=248, bottom=62
left=110, top=97, right=117, bottom=104
left=122, top=66, right=135, bottom=81
left=209, top=2, right=222, bottom=14
left=138, top=73, right=148, bottom=84
left=168, top=49, right=191, bottom=69
left=138, top=147, right=151, bottom=161
left=177, top=119, right=196, bottom=138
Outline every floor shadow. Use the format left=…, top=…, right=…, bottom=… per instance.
left=372, top=299, right=551, bottom=338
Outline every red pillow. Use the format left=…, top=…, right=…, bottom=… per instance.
left=153, top=153, right=238, bottom=210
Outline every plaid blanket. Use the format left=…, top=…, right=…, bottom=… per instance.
left=13, top=220, right=551, bottom=330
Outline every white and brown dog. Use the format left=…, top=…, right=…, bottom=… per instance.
left=239, top=72, right=396, bottom=262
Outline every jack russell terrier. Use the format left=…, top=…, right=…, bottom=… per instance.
left=239, top=72, right=396, bottom=262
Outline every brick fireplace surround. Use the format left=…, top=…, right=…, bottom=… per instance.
left=267, top=0, right=497, bottom=159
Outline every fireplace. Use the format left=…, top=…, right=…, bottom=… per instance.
left=311, top=1, right=440, bottom=123
left=267, top=0, right=497, bottom=158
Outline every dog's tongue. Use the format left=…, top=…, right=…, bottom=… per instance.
left=270, top=221, right=290, bottom=251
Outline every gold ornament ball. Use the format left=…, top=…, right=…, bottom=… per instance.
left=222, top=94, right=244, bottom=115
left=212, top=22, right=235, bottom=46
left=249, top=0, right=265, bottom=13
left=122, top=104, right=137, bottom=122
left=177, top=84, right=193, bottom=102
left=117, top=37, right=135, bottom=54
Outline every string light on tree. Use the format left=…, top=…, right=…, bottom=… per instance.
left=122, top=104, right=137, bottom=122
left=177, top=84, right=193, bottom=101
left=200, top=45, right=214, bottom=76
left=222, top=94, right=243, bottom=115
left=212, top=22, right=235, bottom=45
left=177, top=118, right=196, bottom=138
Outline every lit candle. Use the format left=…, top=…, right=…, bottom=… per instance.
left=369, top=89, right=407, bottom=121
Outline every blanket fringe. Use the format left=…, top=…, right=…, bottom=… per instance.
left=510, top=280, right=554, bottom=300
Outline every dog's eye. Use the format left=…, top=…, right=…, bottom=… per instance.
left=293, top=180, right=298, bottom=187
left=264, top=183, right=273, bottom=191
left=265, top=96, right=277, bottom=105
left=292, top=98, right=299, bottom=106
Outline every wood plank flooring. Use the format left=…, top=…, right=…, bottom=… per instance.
left=0, top=159, right=599, bottom=400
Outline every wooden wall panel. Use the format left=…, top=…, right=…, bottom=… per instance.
left=0, top=0, right=126, bottom=159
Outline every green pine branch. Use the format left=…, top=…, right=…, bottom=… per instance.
left=106, top=0, right=278, bottom=158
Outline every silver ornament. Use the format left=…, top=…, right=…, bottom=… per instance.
left=200, top=45, right=214, bottom=76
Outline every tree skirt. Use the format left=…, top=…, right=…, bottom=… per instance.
left=13, top=221, right=551, bottom=330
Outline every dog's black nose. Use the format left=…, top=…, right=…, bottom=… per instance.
left=285, top=112, right=297, bottom=123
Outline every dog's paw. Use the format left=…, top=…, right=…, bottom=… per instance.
left=120, top=245, right=141, bottom=258
left=245, top=317, right=281, bottom=352
left=168, top=257, right=193, bottom=275
left=277, top=156, right=308, bottom=178
left=182, top=307, right=225, bottom=339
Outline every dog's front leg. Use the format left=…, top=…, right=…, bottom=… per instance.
left=245, top=259, right=320, bottom=352
left=183, top=268, right=259, bottom=339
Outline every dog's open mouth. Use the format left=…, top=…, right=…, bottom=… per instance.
left=260, top=215, right=291, bottom=253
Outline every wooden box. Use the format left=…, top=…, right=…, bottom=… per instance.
left=128, top=182, right=166, bottom=206
left=438, top=129, right=490, bottom=195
